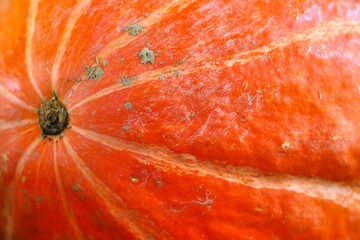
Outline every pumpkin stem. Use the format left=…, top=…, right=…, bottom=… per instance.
left=38, top=96, right=69, bottom=136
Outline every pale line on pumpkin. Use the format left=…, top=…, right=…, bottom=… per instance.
left=0, top=119, right=37, bottom=132
left=68, top=20, right=360, bottom=111
left=0, top=84, right=37, bottom=112
left=2, top=126, right=37, bottom=148
left=98, top=0, right=197, bottom=59
left=63, top=138, right=170, bottom=239
left=26, top=0, right=45, bottom=100
left=51, top=0, right=92, bottom=90
left=53, top=144, right=85, bottom=240
left=4, top=137, right=42, bottom=240
left=224, top=20, right=360, bottom=67
left=72, top=126, right=360, bottom=212
left=63, top=0, right=197, bottom=103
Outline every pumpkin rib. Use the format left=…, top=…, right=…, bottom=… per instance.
left=63, top=138, right=172, bottom=240
left=67, top=19, right=360, bottom=111
left=25, top=0, right=45, bottom=101
left=63, top=0, right=199, bottom=103
left=1, top=0, right=360, bottom=238
left=97, top=0, right=197, bottom=60
left=1, top=125, right=37, bottom=148
left=223, top=20, right=360, bottom=68
left=0, top=119, right=37, bottom=132
left=53, top=144, right=85, bottom=240
left=0, top=85, right=38, bottom=112
left=4, top=137, right=42, bottom=240
left=71, top=125, right=360, bottom=212
left=51, top=0, right=93, bottom=91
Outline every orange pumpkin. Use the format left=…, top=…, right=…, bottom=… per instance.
left=0, top=0, right=359, bottom=239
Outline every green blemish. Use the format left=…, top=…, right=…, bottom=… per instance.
left=251, top=40, right=256, bottom=46
left=85, top=66, right=104, bottom=79
left=139, top=47, right=155, bottom=64
left=72, top=184, right=81, bottom=192
left=101, top=59, right=107, bottom=66
left=178, top=59, right=186, bottom=65
left=156, top=179, right=162, bottom=188
left=122, top=125, right=130, bottom=131
left=123, top=23, right=143, bottom=36
left=159, top=73, right=166, bottom=80
left=174, top=70, right=181, bottom=77
left=119, top=76, right=138, bottom=86
left=242, top=44, right=246, bottom=50
left=124, top=102, right=132, bottom=110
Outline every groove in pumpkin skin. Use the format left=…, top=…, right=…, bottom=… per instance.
left=71, top=126, right=360, bottom=212
left=53, top=144, right=84, bottom=239
left=51, top=0, right=93, bottom=90
left=0, top=85, right=37, bottom=112
left=67, top=19, right=360, bottom=110
left=25, top=0, right=45, bottom=100
left=63, top=138, right=171, bottom=239
left=4, top=137, right=42, bottom=240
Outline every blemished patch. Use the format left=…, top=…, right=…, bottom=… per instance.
left=139, top=47, right=155, bottom=64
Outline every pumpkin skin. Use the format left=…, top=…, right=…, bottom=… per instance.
left=0, top=0, right=360, bottom=239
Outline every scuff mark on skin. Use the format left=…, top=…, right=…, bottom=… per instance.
left=171, top=190, right=215, bottom=214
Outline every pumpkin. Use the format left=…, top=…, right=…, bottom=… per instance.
left=0, top=0, right=359, bottom=239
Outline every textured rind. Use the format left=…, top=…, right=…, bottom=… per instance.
left=0, top=0, right=360, bottom=239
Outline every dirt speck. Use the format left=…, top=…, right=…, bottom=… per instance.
left=174, top=70, right=181, bottom=77
left=85, top=66, right=104, bottom=79
left=72, top=184, right=81, bottom=192
left=139, top=47, right=155, bottom=64
left=281, top=141, right=292, bottom=150
left=159, top=73, right=166, bottom=80
left=123, top=23, right=143, bottom=36
left=124, top=102, right=132, bottom=110
left=122, top=125, right=130, bottom=131
left=130, top=175, right=139, bottom=183
left=119, top=76, right=138, bottom=86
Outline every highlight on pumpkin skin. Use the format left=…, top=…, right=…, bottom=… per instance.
left=53, top=144, right=84, bottom=240
left=67, top=19, right=360, bottom=111
left=4, top=137, right=42, bottom=240
left=62, top=138, right=169, bottom=239
left=71, top=126, right=360, bottom=212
